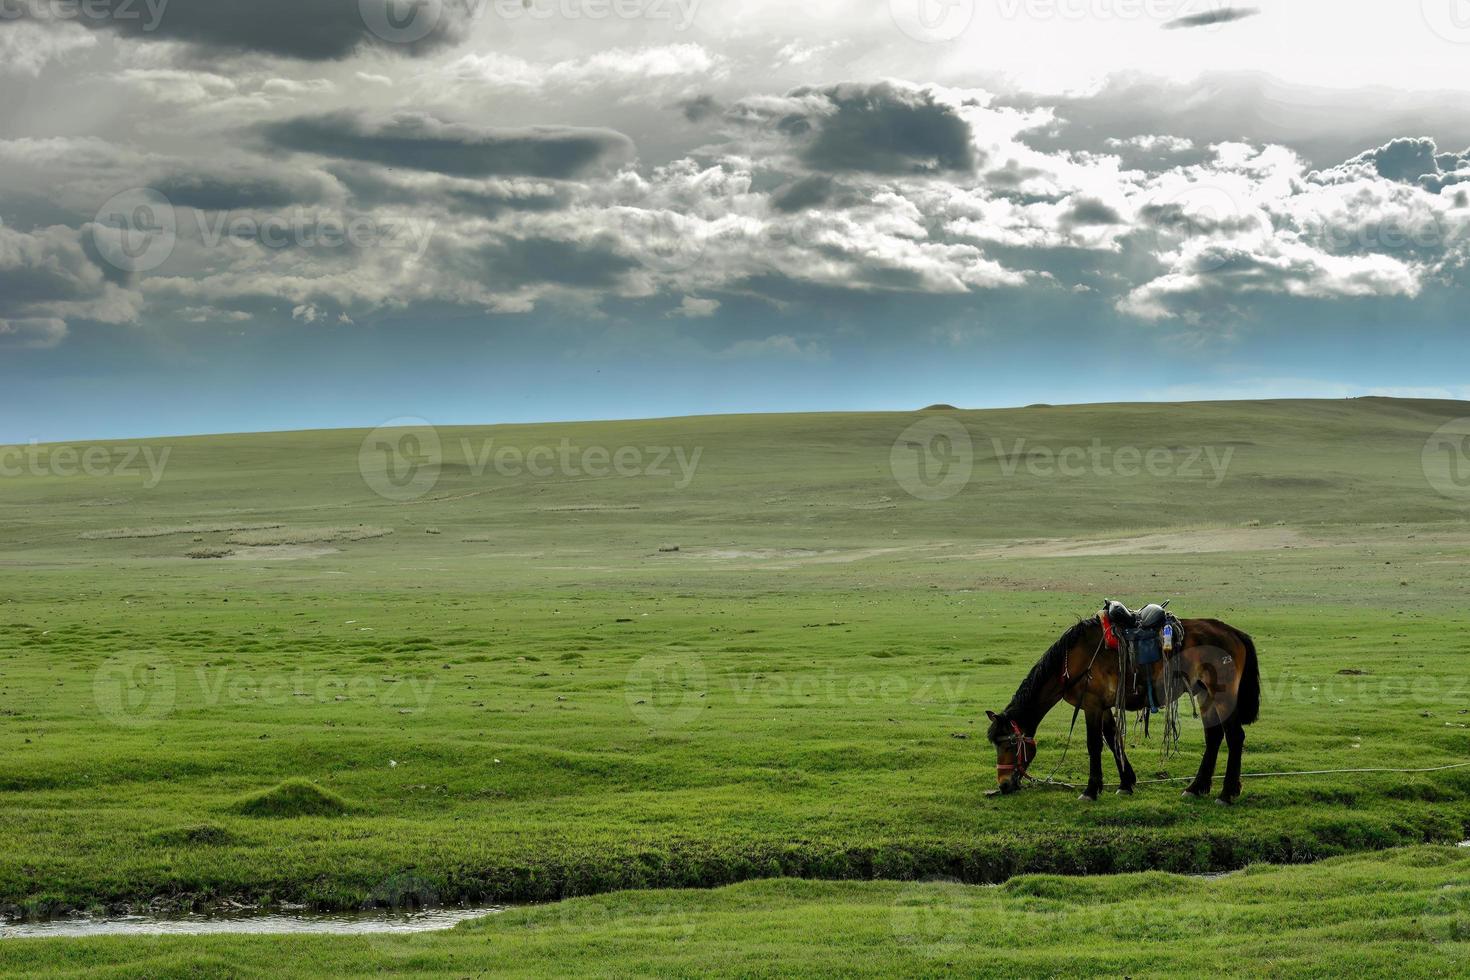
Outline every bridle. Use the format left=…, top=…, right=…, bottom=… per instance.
left=995, top=719, right=1037, bottom=785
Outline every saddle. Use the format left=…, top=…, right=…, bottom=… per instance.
left=1101, top=599, right=1184, bottom=713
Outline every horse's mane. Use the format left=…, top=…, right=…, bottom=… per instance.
left=991, top=616, right=1098, bottom=736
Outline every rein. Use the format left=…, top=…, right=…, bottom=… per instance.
left=999, top=635, right=1105, bottom=787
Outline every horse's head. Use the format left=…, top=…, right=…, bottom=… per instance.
left=985, top=709, right=1035, bottom=794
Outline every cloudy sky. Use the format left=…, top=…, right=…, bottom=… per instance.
left=4, top=0, right=1470, bottom=440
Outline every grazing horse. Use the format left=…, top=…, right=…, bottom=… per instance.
left=984, top=615, right=1261, bottom=803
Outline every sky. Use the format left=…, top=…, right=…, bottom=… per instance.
left=3, top=1, right=1470, bottom=441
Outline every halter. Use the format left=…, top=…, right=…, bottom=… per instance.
left=995, top=720, right=1037, bottom=782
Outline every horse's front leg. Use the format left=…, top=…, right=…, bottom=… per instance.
left=1184, top=713, right=1224, bottom=799
left=1102, top=713, right=1136, bottom=793
left=1080, top=710, right=1104, bottom=802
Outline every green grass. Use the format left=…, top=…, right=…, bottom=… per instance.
left=2, top=846, right=1467, bottom=977
left=2, top=397, right=1469, bottom=969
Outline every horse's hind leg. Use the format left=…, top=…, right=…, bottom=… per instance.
left=1218, top=719, right=1245, bottom=804
left=1102, top=713, right=1136, bottom=793
left=1183, top=714, right=1224, bottom=799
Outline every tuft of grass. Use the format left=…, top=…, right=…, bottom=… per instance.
left=232, top=780, right=350, bottom=819
left=185, top=548, right=232, bottom=559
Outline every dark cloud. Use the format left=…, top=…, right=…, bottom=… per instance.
left=677, top=95, right=722, bottom=124
left=151, top=171, right=329, bottom=211
left=1318, top=137, right=1470, bottom=191
left=11, top=0, right=465, bottom=61
left=474, top=236, right=639, bottom=290
left=329, top=164, right=570, bottom=217
left=1340, top=137, right=1441, bottom=184
left=1162, top=6, right=1260, bottom=30
left=770, top=175, right=834, bottom=213
left=1063, top=197, right=1123, bottom=226
left=780, top=82, right=979, bottom=175
left=261, top=111, right=636, bottom=179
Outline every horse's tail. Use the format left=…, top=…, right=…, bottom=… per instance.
left=1230, top=627, right=1261, bottom=726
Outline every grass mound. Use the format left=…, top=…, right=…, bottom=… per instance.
left=146, top=824, right=239, bottom=847
left=233, top=779, right=350, bottom=818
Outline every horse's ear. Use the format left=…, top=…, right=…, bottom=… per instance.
left=985, top=710, right=998, bottom=722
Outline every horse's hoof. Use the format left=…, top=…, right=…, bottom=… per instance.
left=1116, top=786, right=1134, bottom=795
left=1078, top=792, right=1098, bottom=803
left=1181, top=789, right=1202, bottom=800
left=1216, top=796, right=1236, bottom=807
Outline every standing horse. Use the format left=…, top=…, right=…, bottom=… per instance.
left=984, top=616, right=1261, bottom=803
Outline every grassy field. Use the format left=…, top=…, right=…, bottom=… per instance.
left=2, top=846, right=1467, bottom=977
left=2, top=398, right=1469, bottom=970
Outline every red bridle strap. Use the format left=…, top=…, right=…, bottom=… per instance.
left=996, top=720, right=1037, bottom=778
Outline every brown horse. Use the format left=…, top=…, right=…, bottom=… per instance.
left=984, top=615, right=1261, bottom=803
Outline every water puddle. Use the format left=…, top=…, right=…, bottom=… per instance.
left=0, top=906, right=504, bottom=940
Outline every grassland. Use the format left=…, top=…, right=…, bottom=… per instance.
left=3, top=846, right=1467, bottom=977
left=2, top=397, right=1469, bottom=971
